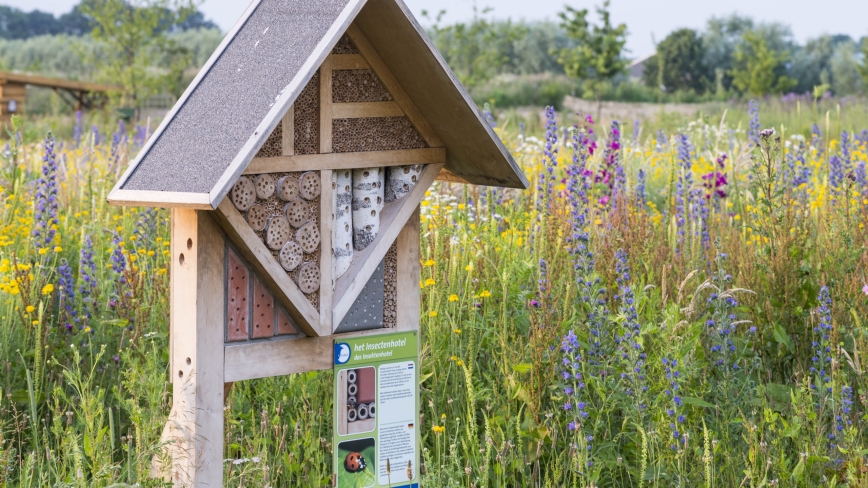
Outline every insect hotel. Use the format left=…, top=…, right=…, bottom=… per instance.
left=108, top=0, right=527, bottom=485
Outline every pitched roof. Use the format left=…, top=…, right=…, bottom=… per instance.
left=109, top=0, right=527, bottom=210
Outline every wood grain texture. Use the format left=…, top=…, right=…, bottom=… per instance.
left=224, top=327, right=392, bottom=382
left=107, top=189, right=212, bottom=209
left=160, top=210, right=226, bottom=485
left=396, top=205, right=421, bottom=332
left=331, top=101, right=403, bottom=118
left=318, top=169, right=334, bottom=335
left=329, top=53, right=369, bottom=70
left=282, top=104, right=294, bottom=156
left=333, top=163, right=442, bottom=329
left=244, top=147, right=445, bottom=174
left=320, top=57, right=333, bottom=154
left=214, top=198, right=321, bottom=336
left=345, top=23, right=443, bottom=148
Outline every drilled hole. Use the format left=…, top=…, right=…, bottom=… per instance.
left=179, top=253, right=185, bottom=265
left=187, top=238, right=193, bottom=249
left=371, top=210, right=376, bottom=217
left=178, top=370, right=184, bottom=378
left=186, top=357, right=191, bottom=365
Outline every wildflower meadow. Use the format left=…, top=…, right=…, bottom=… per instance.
left=1, top=100, right=868, bottom=487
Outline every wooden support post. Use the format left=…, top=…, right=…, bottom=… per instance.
left=282, top=105, right=294, bottom=156
left=319, top=169, right=334, bottom=335
left=154, top=209, right=226, bottom=486
left=319, top=60, right=333, bottom=154
left=396, top=206, right=421, bottom=333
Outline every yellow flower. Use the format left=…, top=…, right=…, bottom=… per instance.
left=129, top=255, right=137, bottom=262
left=432, top=425, right=445, bottom=434
left=147, top=251, right=155, bottom=257
left=465, top=263, right=473, bottom=271
left=129, top=235, right=137, bottom=241
left=38, top=248, right=47, bottom=255
left=42, top=284, right=54, bottom=295
left=479, top=290, right=491, bottom=298
left=440, top=413, right=446, bottom=420
left=53, top=246, right=62, bottom=253
left=452, top=328, right=461, bottom=334
left=116, top=226, right=123, bottom=232
left=83, top=326, right=91, bottom=333
left=421, top=201, right=430, bottom=207
left=457, top=203, right=466, bottom=210
left=428, top=310, right=438, bottom=317
left=25, top=305, right=35, bottom=313
left=31, top=320, right=38, bottom=325
left=456, top=359, right=464, bottom=366
left=423, top=259, right=435, bottom=267
left=425, top=278, right=436, bottom=286
left=450, top=355, right=458, bottom=361
left=448, top=294, right=459, bottom=302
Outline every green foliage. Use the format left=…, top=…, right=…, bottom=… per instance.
left=730, top=30, right=797, bottom=96
left=79, top=0, right=197, bottom=106
left=642, top=28, right=710, bottom=94
left=860, top=39, right=868, bottom=89
left=557, top=0, right=628, bottom=102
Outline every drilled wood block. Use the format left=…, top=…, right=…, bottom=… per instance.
left=276, top=307, right=299, bottom=336
left=252, top=276, right=275, bottom=339
left=299, top=171, right=321, bottom=200
left=231, top=176, right=256, bottom=211
left=331, top=34, right=358, bottom=54
left=226, top=249, right=250, bottom=342
left=294, top=71, right=319, bottom=155
left=254, top=174, right=276, bottom=199
left=296, top=221, right=321, bottom=254
left=265, top=215, right=291, bottom=250
left=284, top=198, right=310, bottom=228
left=356, top=367, right=376, bottom=404
left=277, top=175, right=300, bottom=201
left=255, top=123, right=283, bottom=158
left=296, top=262, right=320, bottom=294
left=246, top=203, right=267, bottom=231
left=279, top=240, right=303, bottom=271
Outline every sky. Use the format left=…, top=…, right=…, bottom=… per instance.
left=6, top=0, right=868, bottom=57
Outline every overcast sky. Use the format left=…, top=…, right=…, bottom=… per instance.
left=5, top=0, right=868, bottom=56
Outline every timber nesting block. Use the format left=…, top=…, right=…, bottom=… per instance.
left=231, top=176, right=256, bottom=211
left=299, top=171, right=321, bottom=200
left=293, top=71, right=319, bottom=155
left=333, top=69, right=393, bottom=103
left=265, top=215, right=291, bottom=250
left=246, top=203, right=267, bottom=231
left=251, top=276, right=275, bottom=339
left=296, top=221, right=321, bottom=253
left=383, top=241, right=398, bottom=328
left=331, top=34, right=358, bottom=54
left=277, top=175, right=300, bottom=201
left=255, top=121, right=283, bottom=158
left=254, top=174, right=276, bottom=200
left=296, top=262, right=321, bottom=294
left=284, top=198, right=310, bottom=228
left=279, top=240, right=304, bottom=271
left=226, top=250, right=250, bottom=342
left=332, top=117, right=426, bottom=153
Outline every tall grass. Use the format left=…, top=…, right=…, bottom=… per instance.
left=0, top=99, right=867, bottom=486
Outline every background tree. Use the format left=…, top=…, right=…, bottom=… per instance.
left=642, top=28, right=709, bottom=94
left=729, top=29, right=796, bottom=95
left=79, top=0, right=196, bottom=107
left=557, top=0, right=628, bottom=117
left=858, top=38, right=868, bottom=89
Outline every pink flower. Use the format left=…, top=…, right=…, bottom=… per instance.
left=863, top=284, right=868, bottom=296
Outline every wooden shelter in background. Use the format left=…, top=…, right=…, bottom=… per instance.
left=0, top=72, right=118, bottom=125
left=108, top=0, right=527, bottom=485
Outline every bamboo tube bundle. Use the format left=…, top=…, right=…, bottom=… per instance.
left=385, top=164, right=423, bottom=202
left=333, top=170, right=354, bottom=279
left=352, top=167, right=384, bottom=251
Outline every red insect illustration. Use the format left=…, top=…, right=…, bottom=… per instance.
left=344, top=452, right=367, bottom=473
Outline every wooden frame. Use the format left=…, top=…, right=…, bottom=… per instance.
left=243, top=147, right=445, bottom=174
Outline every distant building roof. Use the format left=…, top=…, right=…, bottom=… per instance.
left=628, top=52, right=656, bottom=80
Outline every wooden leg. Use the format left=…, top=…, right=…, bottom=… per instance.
left=396, top=206, right=421, bottom=333
left=155, top=209, right=226, bottom=486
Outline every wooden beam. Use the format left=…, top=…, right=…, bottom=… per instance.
left=214, top=199, right=321, bottom=336
left=0, top=71, right=119, bottom=93
left=244, top=147, right=445, bottom=174
left=320, top=59, right=333, bottom=154
left=329, top=53, right=369, bottom=70
left=346, top=24, right=443, bottom=148
left=158, top=209, right=225, bottom=485
left=435, top=168, right=472, bottom=185
left=281, top=104, right=294, bottom=156
left=331, top=101, right=403, bottom=119
left=224, top=328, right=394, bottom=382
left=319, top=169, right=334, bottom=336
left=333, top=163, right=443, bottom=329
left=396, top=206, right=421, bottom=333
left=107, top=189, right=213, bottom=209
